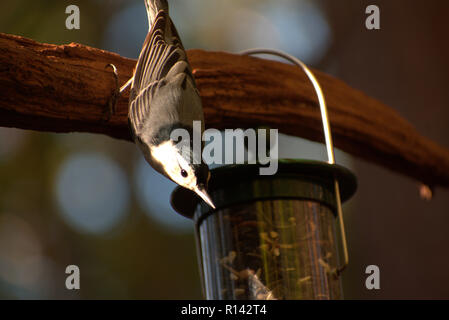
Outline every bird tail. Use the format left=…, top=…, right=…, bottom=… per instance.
left=145, top=0, right=169, bottom=30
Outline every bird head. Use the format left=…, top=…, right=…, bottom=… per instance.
left=149, top=139, right=215, bottom=209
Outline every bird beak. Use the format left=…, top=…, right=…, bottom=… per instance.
left=194, top=185, right=216, bottom=209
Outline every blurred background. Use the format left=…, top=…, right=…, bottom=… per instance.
left=0, top=0, right=448, bottom=299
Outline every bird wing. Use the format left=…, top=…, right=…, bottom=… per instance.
left=128, top=9, right=194, bottom=138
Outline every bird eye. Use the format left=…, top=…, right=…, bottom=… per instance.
left=181, top=169, right=188, bottom=178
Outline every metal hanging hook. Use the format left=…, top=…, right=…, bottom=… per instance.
left=240, top=48, right=349, bottom=275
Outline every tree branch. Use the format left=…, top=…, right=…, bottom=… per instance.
left=1, top=32, right=448, bottom=188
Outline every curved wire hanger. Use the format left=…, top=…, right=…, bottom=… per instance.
left=240, top=48, right=349, bottom=275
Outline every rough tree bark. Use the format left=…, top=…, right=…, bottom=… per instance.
left=1, top=32, right=448, bottom=188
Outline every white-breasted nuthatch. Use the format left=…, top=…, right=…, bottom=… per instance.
left=110, top=0, right=215, bottom=209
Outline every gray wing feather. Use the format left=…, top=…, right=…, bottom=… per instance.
left=128, top=9, right=195, bottom=138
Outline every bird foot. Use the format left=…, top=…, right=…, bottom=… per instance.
left=104, top=63, right=120, bottom=122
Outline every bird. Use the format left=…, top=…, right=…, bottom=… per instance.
left=109, top=0, right=215, bottom=209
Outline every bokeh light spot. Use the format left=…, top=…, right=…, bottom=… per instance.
left=0, top=214, right=48, bottom=298
left=55, top=153, right=130, bottom=234
left=257, top=0, right=331, bottom=65
left=102, top=2, right=147, bottom=58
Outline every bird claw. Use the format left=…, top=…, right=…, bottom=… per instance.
left=104, top=63, right=120, bottom=122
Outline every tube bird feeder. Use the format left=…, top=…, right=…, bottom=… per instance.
left=171, top=161, right=356, bottom=299
left=171, top=49, right=357, bottom=299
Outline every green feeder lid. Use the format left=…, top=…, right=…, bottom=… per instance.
left=171, top=159, right=357, bottom=219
